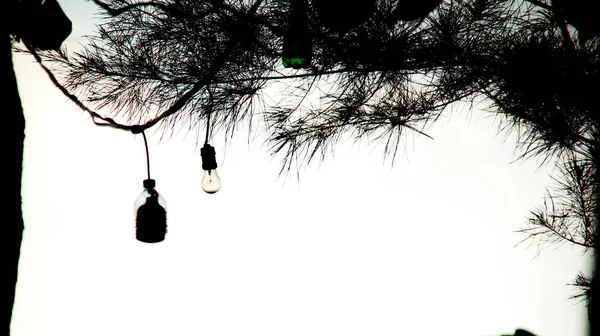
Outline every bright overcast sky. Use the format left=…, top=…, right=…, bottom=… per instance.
left=11, top=1, right=593, bottom=336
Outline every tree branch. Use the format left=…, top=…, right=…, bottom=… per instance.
left=522, top=0, right=552, bottom=12
left=31, top=0, right=267, bottom=134
left=88, top=0, right=172, bottom=16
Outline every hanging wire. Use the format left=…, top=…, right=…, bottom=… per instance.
left=205, top=111, right=211, bottom=145
left=22, top=0, right=266, bottom=135
left=20, top=0, right=317, bottom=139
left=142, top=131, right=151, bottom=180
left=205, top=88, right=214, bottom=145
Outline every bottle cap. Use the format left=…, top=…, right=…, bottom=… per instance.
left=143, top=179, right=156, bottom=189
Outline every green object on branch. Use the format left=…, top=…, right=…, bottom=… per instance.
left=282, top=0, right=311, bottom=69
left=282, top=56, right=310, bottom=69
left=282, top=51, right=310, bottom=69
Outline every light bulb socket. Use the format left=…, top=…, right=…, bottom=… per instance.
left=143, top=179, right=156, bottom=189
left=201, top=144, right=218, bottom=170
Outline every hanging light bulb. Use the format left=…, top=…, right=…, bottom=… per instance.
left=201, top=144, right=221, bottom=193
left=134, top=179, right=167, bottom=243
left=202, top=169, right=221, bottom=194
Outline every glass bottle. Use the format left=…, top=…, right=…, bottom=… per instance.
left=134, top=179, right=167, bottom=243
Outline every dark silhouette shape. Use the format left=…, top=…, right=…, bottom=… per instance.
left=14, top=1, right=598, bottom=334
left=201, top=144, right=218, bottom=171
left=393, top=0, right=443, bottom=21
left=6, top=32, right=26, bottom=336
left=135, top=188, right=167, bottom=244
left=282, top=0, right=312, bottom=68
left=312, top=0, right=376, bottom=34
left=592, top=260, right=597, bottom=336
left=500, top=328, right=537, bottom=336
left=552, top=0, right=600, bottom=45
left=10, top=0, right=71, bottom=50
left=514, top=329, right=536, bottom=336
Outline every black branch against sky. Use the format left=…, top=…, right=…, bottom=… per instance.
left=12, top=0, right=599, bottom=332
left=30, top=0, right=531, bottom=164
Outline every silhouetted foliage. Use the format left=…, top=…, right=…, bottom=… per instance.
left=313, top=0, right=377, bottom=33
left=13, top=0, right=598, bottom=331
left=393, top=0, right=443, bottom=21
left=518, top=153, right=596, bottom=252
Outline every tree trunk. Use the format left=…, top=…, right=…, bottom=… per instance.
left=4, top=35, right=25, bottom=335
left=586, top=123, right=600, bottom=336
left=592, top=131, right=599, bottom=336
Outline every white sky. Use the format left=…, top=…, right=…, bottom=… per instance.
left=11, top=1, right=593, bottom=336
